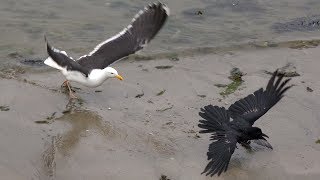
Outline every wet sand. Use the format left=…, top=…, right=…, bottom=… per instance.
left=1, top=44, right=320, bottom=180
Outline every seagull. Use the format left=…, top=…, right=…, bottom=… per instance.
left=44, top=2, right=169, bottom=98
left=198, top=70, right=293, bottom=176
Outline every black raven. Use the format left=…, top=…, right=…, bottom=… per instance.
left=198, top=70, right=293, bottom=176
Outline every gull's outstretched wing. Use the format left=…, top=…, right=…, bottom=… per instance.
left=44, top=36, right=90, bottom=76
left=228, top=70, right=292, bottom=125
left=77, top=2, right=169, bottom=69
left=198, top=105, right=238, bottom=176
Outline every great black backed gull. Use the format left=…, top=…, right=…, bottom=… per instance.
left=44, top=2, right=169, bottom=98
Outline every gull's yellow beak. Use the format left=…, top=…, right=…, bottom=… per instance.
left=116, top=74, right=123, bottom=81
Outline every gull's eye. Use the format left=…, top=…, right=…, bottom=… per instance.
left=111, top=72, right=114, bottom=74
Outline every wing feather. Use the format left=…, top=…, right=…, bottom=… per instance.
left=44, top=36, right=90, bottom=76
left=77, top=2, right=169, bottom=69
left=198, top=105, right=238, bottom=177
left=228, top=70, right=292, bottom=125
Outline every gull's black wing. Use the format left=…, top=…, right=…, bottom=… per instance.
left=44, top=36, right=90, bottom=76
left=77, top=2, right=169, bottom=69
left=228, top=70, right=292, bottom=125
left=198, top=105, right=238, bottom=176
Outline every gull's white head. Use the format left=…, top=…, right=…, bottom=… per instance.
left=104, top=67, right=123, bottom=80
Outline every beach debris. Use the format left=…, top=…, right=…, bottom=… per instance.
left=232, top=1, right=239, bottom=6
left=72, top=87, right=82, bottom=90
left=306, top=87, right=313, bottom=92
left=34, top=120, right=51, bottom=124
left=47, top=112, right=57, bottom=120
left=182, top=8, right=206, bottom=18
left=229, top=67, right=245, bottom=81
left=135, top=92, right=144, bottom=98
left=197, top=10, right=203, bottom=15
left=219, top=79, right=242, bottom=97
left=62, top=109, right=71, bottom=114
left=184, top=129, right=201, bottom=139
left=156, top=105, right=173, bottom=112
left=64, top=98, right=84, bottom=114
left=214, top=83, right=228, bottom=88
left=35, top=112, right=56, bottom=124
left=108, top=107, right=111, bottom=110
left=160, top=175, right=171, bottom=180
left=185, top=129, right=196, bottom=134
left=194, top=134, right=201, bottom=139
left=0, top=66, right=25, bottom=79
left=0, top=105, right=10, bottom=111
left=316, top=139, right=320, bottom=144
left=289, top=40, right=320, bottom=49
left=250, top=41, right=278, bottom=48
left=264, top=63, right=300, bottom=77
left=218, top=68, right=244, bottom=97
left=155, top=65, right=173, bottom=69
left=272, top=15, right=320, bottom=33
left=197, top=94, right=206, bottom=98
left=167, top=53, right=179, bottom=61
left=95, top=90, right=102, bottom=93
left=147, top=99, right=154, bottom=104
left=20, top=58, right=45, bottom=67
left=156, top=89, right=166, bottom=96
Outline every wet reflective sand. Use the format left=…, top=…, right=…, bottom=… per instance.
left=1, top=43, right=320, bottom=179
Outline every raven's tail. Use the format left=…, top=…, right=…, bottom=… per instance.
left=198, top=105, right=230, bottom=134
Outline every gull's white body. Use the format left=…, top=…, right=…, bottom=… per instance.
left=44, top=57, right=118, bottom=87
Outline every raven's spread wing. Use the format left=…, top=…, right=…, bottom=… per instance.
left=77, top=2, right=169, bottom=69
left=44, top=36, right=90, bottom=76
left=228, top=70, right=292, bottom=125
left=198, top=105, right=238, bottom=176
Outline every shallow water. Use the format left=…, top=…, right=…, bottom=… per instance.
left=1, top=0, right=320, bottom=65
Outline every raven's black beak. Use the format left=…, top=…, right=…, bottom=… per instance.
left=262, top=133, right=269, bottom=139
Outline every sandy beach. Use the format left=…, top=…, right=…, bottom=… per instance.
left=1, top=43, right=320, bottom=179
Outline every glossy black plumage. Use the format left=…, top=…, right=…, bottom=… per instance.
left=198, top=70, right=292, bottom=176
